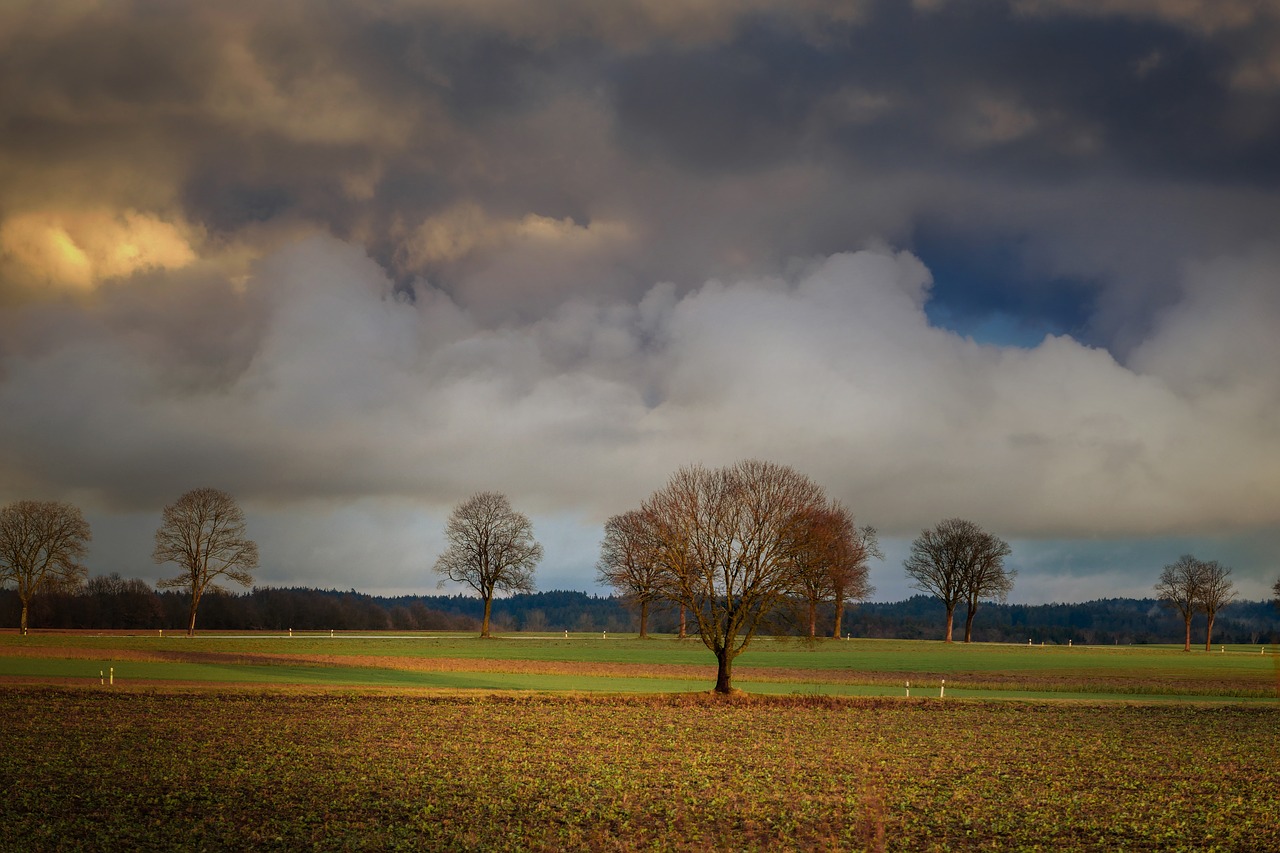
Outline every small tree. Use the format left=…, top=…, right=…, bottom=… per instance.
left=1199, top=561, right=1235, bottom=651
left=434, top=492, right=541, bottom=638
left=1155, top=554, right=1203, bottom=652
left=596, top=510, right=664, bottom=638
left=643, top=460, right=826, bottom=693
left=154, top=488, right=258, bottom=637
left=0, top=500, right=91, bottom=635
left=904, top=518, right=1009, bottom=643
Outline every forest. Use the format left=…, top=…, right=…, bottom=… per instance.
left=3, top=582, right=1278, bottom=646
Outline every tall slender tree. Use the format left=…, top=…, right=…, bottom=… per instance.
left=960, top=532, right=1014, bottom=643
left=828, top=516, right=880, bottom=640
left=1198, top=561, right=1235, bottom=651
left=154, top=488, right=258, bottom=637
left=434, top=491, right=542, bottom=638
left=0, top=500, right=91, bottom=635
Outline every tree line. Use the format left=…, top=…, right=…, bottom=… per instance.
left=5, top=585, right=1278, bottom=646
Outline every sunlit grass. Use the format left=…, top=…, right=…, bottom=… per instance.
left=3, top=633, right=1277, bottom=700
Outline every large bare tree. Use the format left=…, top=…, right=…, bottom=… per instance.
left=1155, top=554, right=1204, bottom=652
left=154, top=488, right=258, bottom=637
left=903, top=518, right=1012, bottom=643
left=0, top=500, right=91, bottom=635
left=434, top=491, right=541, bottom=638
left=792, top=502, right=879, bottom=638
left=596, top=509, right=664, bottom=638
left=1198, top=560, right=1235, bottom=651
left=643, top=460, right=827, bottom=694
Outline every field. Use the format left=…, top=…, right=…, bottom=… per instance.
left=2, top=632, right=1278, bottom=850
left=3, top=631, right=1279, bottom=699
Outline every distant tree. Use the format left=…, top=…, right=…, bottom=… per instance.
left=434, top=492, right=542, bottom=638
left=959, top=531, right=1014, bottom=643
left=1274, top=577, right=1280, bottom=610
left=1198, top=561, right=1236, bottom=651
left=903, top=518, right=1010, bottom=643
left=86, top=574, right=164, bottom=629
left=1155, top=555, right=1204, bottom=652
left=154, top=488, right=258, bottom=637
left=0, top=500, right=91, bottom=635
left=792, top=502, right=879, bottom=638
left=643, top=460, right=827, bottom=693
left=596, top=510, right=664, bottom=638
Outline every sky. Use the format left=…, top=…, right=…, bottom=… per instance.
left=2, top=0, right=1279, bottom=604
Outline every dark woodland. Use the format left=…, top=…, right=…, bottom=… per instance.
left=3, top=582, right=1277, bottom=645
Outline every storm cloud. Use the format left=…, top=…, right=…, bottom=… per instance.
left=2, top=0, right=1278, bottom=600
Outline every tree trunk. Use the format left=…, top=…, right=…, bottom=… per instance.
left=1183, top=615, right=1191, bottom=652
left=678, top=605, right=687, bottom=639
left=481, top=595, right=493, bottom=638
left=832, top=598, right=845, bottom=639
left=186, top=593, right=200, bottom=637
left=944, top=606, right=955, bottom=643
left=638, top=599, right=649, bottom=639
left=714, top=649, right=734, bottom=694
left=20, top=600, right=28, bottom=636
left=808, top=599, right=817, bottom=638
left=1205, top=613, right=1215, bottom=652
left=963, top=604, right=977, bottom=643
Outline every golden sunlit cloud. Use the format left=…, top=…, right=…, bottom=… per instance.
left=399, top=202, right=635, bottom=269
left=0, top=208, right=199, bottom=291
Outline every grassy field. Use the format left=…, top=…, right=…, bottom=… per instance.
left=2, top=631, right=1278, bottom=699
left=2, top=688, right=1277, bottom=851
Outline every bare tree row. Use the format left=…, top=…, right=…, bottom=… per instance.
left=0, top=488, right=257, bottom=636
